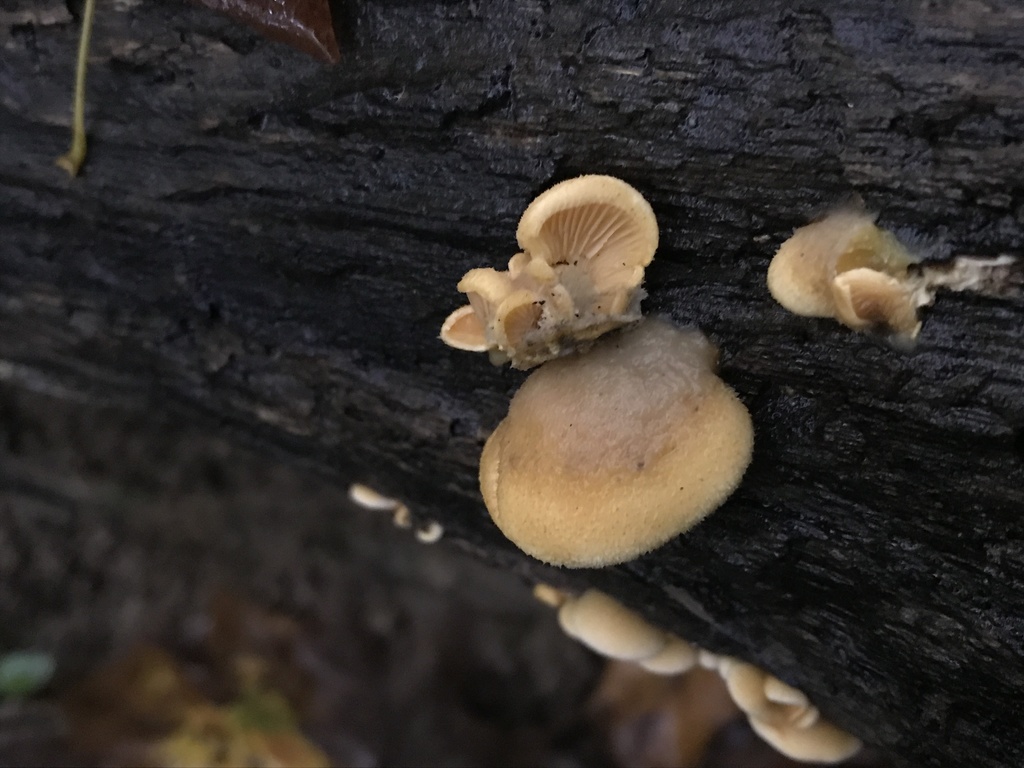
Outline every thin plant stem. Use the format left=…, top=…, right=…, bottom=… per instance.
left=55, top=0, right=97, bottom=177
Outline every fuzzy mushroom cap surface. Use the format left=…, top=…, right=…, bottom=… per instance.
left=767, top=209, right=913, bottom=318
left=480, top=319, right=754, bottom=567
left=557, top=590, right=668, bottom=661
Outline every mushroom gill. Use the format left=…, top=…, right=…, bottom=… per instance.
left=440, top=175, right=658, bottom=369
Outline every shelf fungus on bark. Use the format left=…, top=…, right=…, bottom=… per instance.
left=556, top=590, right=698, bottom=675
left=767, top=208, right=923, bottom=339
left=479, top=319, right=753, bottom=568
left=440, top=175, right=658, bottom=369
left=767, top=208, right=1021, bottom=343
left=720, top=659, right=863, bottom=764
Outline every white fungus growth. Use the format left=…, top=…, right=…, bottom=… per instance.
left=557, top=590, right=670, bottom=662
left=391, top=504, right=412, bottom=529
left=347, top=483, right=401, bottom=512
left=721, top=658, right=862, bottom=764
left=414, top=521, right=444, bottom=544
left=347, top=484, right=417, bottom=532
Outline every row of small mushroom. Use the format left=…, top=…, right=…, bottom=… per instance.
left=541, top=587, right=863, bottom=765
left=347, top=483, right=443, bottom=543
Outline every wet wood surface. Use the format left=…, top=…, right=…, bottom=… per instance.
left=2, top=1, right=1023, bottom=765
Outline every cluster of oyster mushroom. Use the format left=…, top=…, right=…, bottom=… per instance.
left=441, top=175, right=658, bottom=370
left=542, top=587, right=863, bottom=765
left=440, top=175, right=754, bottom=569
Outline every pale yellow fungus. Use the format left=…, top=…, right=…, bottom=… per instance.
left=831, top=267, right=921, bottom=337
left=723, top=661, right=817, bottom=729
left=720, top=658, right=862, bottom=764
left=749, top=717, right=863, bottom=764
left=414, top=521, right=444, bottom=544
left=556, top=590, right=668, bottom=662
left=480, top=319, right=753, bottom=567
left=439, top=305, right=489, bottom=352
left=391, top=504, right=412, bottom=529
left=699, top=650, right=724, bottom=671
left=638, top=635, right=699, bottom=675
left=532, top=583, right=570, bottom=608
left=768, top=211, right=1020, bottom=341
left=348, top=484, right=413, bottom=530
left=767, top=208, right=921, bottom=338
left=440, top=175, right=658, bottom=369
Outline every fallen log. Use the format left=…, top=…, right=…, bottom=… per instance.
left=1, top=1, right=1023, bottom=765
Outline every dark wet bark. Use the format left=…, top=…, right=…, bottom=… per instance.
left=1, top=0, right=1023, bottom=766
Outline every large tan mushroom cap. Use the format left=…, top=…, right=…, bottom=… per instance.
left=749, top=717, right=863, bottom=764
left=557, top=589, right=668, bottom=661
left=480, top=319, right=754, bottom=567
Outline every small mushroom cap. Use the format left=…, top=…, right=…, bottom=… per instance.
left=391, top=504, right=412, bottom=529
left=723, top=661, right=773, bottom=717
left=480, top=319, right=753, bottom=567
left=770, top=207, right=913, bottom=321
left=723, top=662, right=818, bottom=730
left=749, top=717, right=863, bottom=764
left=414, top=521, right=444, bottom=543
left=638, top=635, right=698, bottom=675
left=441, top=176, right=657, bottom=368
left=516, top=175, right=658, bottom=274
left=763, top=675, right=811, bottom=709
left=557, top=589, right=668, bottom=661
left=767, top=210, right=881, bottom=318
left=831, top=267, right=921, bottom=337
left=440, top=305, right=489, bottom=352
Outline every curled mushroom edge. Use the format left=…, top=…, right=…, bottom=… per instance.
left=545, top=588, right=863, bottom=764
left=767, top=207, right=1020, bottom=343
left=440, top=175, right=659, bottom=370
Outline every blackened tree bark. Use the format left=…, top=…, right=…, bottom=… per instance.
left=1, top=0, right=1023, bottom=766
